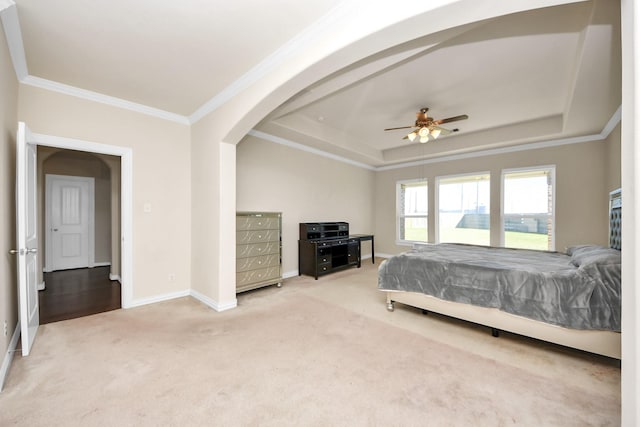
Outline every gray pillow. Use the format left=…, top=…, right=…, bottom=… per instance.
left=567, top=245, right=621, bottom=267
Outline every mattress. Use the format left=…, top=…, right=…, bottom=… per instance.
left=378, top=243, right=621, bottom=331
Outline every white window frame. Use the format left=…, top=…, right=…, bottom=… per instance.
left=500, top=165, right=556, bottom=251
left=435, top=171, right=491, bottom=244
left=396, top=179, right=428, bottom=245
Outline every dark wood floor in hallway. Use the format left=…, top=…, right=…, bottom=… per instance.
left=40, top=266, right=121, bottom=324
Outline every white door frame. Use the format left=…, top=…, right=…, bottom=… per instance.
left=31, top=132, right=134, bottom=308
left=44, top=174, right=95, bottom=272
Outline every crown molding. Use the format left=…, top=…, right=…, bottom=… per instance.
left=375, top=133, right=605, bottom=171
left=0, top=0, right=14, bottom=13
left=252, top=106, right=622, bottom=172
left=1, top=4, right=190, bottom=125
left=248, top=129, right=376, bottom=171
left=602, top=105, right=622, bottom=137
left=0, top=2, right=27, bottom=80
left=22, top=76, right=190, bottom=125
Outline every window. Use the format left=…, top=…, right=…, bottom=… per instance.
left=397, top=180, right=428, bottom=243
left=437, top=173, right=490, bottom=246
left=502, top=167, right=555, bottom=250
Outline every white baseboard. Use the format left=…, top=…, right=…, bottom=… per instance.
left=109, top=273, right=121, bottom=283
left=190, top=289, right=237, bottom=312
left=283, top=270, right=298, bottom=279
left=37, top=281, right=45, bottom=291
left=92, top=262, right=111, bottom=268
left=124, top=288, right=239, bottom=313
left=126, top=289, right=190, bottom=309
left=0, top=322, right=21, bottom=392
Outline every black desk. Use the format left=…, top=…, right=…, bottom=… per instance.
left=350, top=234, right=375, bottom=267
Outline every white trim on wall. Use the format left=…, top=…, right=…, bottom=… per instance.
left=21, top=76, right=190, bottom=125
left=127, top=289, right=190, bottom=309
left=0, top=321, right=20, bottom=391
left=377, top=132, right=615, bottom=172
left=190, top=289, right=237, bottom=312
left=249, top=107, right=622, bottom=173
left=0, top=2, right=27, bottom=80
left=0, top=0, right=16, bottom=12
left=248, top=129, right=376, bottom=170
left=283, top=270, right=299, bottom=279
left=93, top=262, right=111, bottom=268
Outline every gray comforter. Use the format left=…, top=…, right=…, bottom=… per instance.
left=378, top=244, right=621, bottom=331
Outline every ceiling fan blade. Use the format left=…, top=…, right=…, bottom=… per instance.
left=434, top=114, right=469, bottom=125
left=434, top=126, right=452, bottom=136
left=384, top=125, right=415, bottom=131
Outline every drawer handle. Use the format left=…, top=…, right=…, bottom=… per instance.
left=258, top=235, right=262, bottom=238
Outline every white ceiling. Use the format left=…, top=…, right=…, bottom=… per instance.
left=7, top=0, right=621, bottom=167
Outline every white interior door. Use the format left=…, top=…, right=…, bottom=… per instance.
left=15, top=122, right=39, bottom=356
left=46, top=175, right=94, bottom=271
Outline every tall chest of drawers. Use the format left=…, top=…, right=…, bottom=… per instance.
left=236, top=212, right=282, bottom=293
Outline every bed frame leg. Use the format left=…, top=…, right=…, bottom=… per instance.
left=491, top=328, right=500, bottom=338
left=387, top=301, right=395, bottom=312
left=421, top=309, right=429, bottom=315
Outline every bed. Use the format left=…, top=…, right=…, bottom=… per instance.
left=379, top=243, right=622, bottom=359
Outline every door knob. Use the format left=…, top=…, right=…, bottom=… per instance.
left=52, top=228, right=58, bottom=232
left=8, top=248, right=36, bottom=255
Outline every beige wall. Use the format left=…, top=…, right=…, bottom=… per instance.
left=375, top=138, right=617, bottom=256
left=236, top=135, right=375, bottom=275
left=0, top=17, right=19, bottom=376
left=189, top=115, right=224, bottom=303
left=17, top=85, right=191, bottom=301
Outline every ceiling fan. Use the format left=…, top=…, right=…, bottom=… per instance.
left=384, top=107, right=468, bottom=143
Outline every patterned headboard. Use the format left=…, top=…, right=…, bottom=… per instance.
left=609, top=188, right=621, bottom=250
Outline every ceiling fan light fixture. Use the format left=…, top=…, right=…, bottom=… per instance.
left=384, top=108, right=468, bottom=144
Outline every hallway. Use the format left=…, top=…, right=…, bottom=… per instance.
left=39, top=267, right=121, bottom=324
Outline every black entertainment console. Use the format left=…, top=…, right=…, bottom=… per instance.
left=298, top=222, right=360, bottom=279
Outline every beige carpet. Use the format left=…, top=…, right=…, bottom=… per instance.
left=0, top=261, right=620, bottom=426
